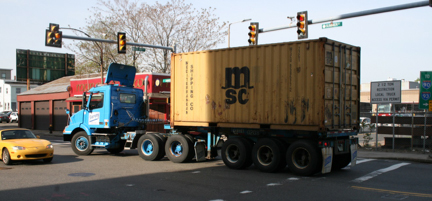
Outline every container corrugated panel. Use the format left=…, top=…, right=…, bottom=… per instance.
left=171, top=38, right=360, bottom=132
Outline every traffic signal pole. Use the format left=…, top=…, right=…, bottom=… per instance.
left=61, top=34, right=175, bottom=52
left=260, top=0, right=431, bottom=34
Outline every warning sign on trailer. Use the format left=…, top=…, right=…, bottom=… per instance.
left=370, top=81, right=401, bottom=104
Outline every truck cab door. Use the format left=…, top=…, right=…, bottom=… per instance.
left=86, top=92, right=107, bottom=128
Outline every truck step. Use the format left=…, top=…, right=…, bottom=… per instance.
left=124, top=140, right=133, bottom=150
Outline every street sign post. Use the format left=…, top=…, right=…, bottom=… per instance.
left=419, top=71, right=432, bottom=110
left=322, top=22, right=342, bottom=29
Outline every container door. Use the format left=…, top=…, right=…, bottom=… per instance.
left=324, top=43, right=360, bottom=130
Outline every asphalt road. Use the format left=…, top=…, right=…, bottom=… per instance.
left=0, top=125, right=432, bottom=200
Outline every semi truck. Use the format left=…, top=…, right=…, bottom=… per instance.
left=64, top=38, right=360, bottom=176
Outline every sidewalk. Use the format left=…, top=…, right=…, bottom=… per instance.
left=30, top=129, right=432, bottom=163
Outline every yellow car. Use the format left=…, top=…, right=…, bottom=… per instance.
left=0, top=129, right=54, bottom=165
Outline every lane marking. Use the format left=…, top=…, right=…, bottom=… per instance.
left=352, top=186, right=432, bottom=198
left=352, top=162, right=410, bottom=183
left=355, top=159, right=376, bottom=164
left=343, top=159, right=376, bottom=170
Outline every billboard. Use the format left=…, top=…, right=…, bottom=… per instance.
left=16, top=49, right=75, bottom=83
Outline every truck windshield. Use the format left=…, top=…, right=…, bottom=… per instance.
left=378, top=104, right=391, bottom=113
left=89, top=92, right=104, bottom=109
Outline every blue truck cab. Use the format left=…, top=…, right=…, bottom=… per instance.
left=64, top=63, right=148, bottom=155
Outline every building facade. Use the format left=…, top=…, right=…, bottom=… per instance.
left=0, top=68, right=39, bottom=112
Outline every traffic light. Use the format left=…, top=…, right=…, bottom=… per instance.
left=296, top=11, right=308, bottom=39
left=248, top=22, right=259, bottom=46
left=117, top=32, right=126, bottom=54
left=45, top=23, right=62, bottom=48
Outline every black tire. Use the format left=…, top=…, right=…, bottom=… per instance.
left=221, top=137, right=253, bottom=169
left=332, top=153, right=351, bottom=171
left=107, top=140, right=126, bottom=154
left=165, top=135, right=194, bottom=163
left=286, top=140, right=322, bottom=176
left=71, top=131, right=94, bottom=155
left=138, top=134, right=164, bottom=161
left=252, top=138, right=287, bottom=173
left=43, top=157, right=53, bottom=163
left=184, top=134, right=196, bottom=159
left=2, top=148, right=12, bottom=165
left=153, top=133, right=168, bottom=144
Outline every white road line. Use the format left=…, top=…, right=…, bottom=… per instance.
left=355, top=159, right=376, bottom=164
left=352, top=162, right=410, bottom=183
left=343, top=159, right=376, bottom=170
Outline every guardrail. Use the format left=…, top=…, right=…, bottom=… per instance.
left=370, top=115, right=432, bottom=151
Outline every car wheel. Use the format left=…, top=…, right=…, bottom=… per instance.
left=2, top=148, right=12, bottom=165
left=43, top=157, right=53, bottom=163
left=71, top=131, right=94, bottom=155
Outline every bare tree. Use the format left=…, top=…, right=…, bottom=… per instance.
left=66, top=0, right=227, bottom=74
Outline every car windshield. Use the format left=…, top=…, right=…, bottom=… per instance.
left=1, top=130, right=37, bottom=140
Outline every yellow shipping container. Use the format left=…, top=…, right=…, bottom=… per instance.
left=171, top=38, right=360, bottom=132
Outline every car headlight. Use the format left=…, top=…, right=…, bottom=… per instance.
left=13, top=146, right=26, bottom=150
left=46, top=144, right=53, bottom=149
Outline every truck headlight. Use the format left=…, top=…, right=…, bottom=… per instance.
left=13, top=146, right=26, bottom=150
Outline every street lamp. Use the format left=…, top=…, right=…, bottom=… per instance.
left=228, top=18, right=252, bottom=48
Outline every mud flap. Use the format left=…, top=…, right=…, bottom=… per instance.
left=350, top=144, right=358, bottom=167
left=321, top=147, right=333, bottom=174
left=194, top=141, right=206, bottom=162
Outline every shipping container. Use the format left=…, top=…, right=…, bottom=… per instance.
left=171, top=37, right=360, bottom=132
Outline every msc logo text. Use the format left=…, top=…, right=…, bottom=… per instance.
left=222, top=67, right=254, bottom=105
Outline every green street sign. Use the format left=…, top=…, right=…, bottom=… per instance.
left=322, top=22, right=342, bottom=29
left=419, top=71, right=432, bottom=110
left=163, top=78, right=171, bottom=83
left=132, top=47, right=146, bottom=52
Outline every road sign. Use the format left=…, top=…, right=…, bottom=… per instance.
left=322, top=22, right=342, bottom=29
left=132, top=47, right=146, bottom=52
left=419, top=71, right=432, bottom=109
left=370, top=81, right=401, bottom=104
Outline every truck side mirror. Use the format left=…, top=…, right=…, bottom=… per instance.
left=82, top=92, right=87, bottom=109
left=65, top=109, right=70, bottom=115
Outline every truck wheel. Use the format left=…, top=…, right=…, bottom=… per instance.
left=221, top=137, right=253, bottom=169
left=2, top=148, right=12, bottom=165
left=71, top=131, right=94, bottom=155
left=332, top=153, right=351, bottom=171
left=138, top=134, right=164, bottom=161
left=252, top=138, right=286, bottom=173
left=165, top=135, right=194, bottom=163
left=107, top=140, right=126, bottom=154
left=286, top=140, right=321, bottom=176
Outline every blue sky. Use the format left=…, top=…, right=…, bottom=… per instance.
left=1, top=0, right=431, bottom=83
